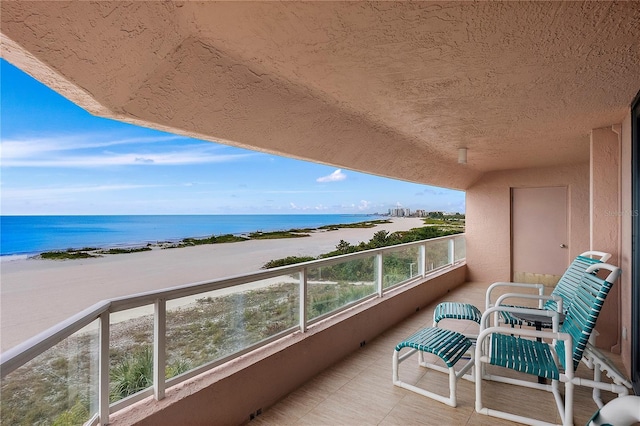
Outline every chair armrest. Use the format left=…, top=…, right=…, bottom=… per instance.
left=586, top=263, right=621, bottom=283
left=477, top=324, right=568, bottom=346
left=485, top=281, right=545, bottom=310
left=580, top=250, right=611, bottom=262
left=481, top=305, right=561, bottom=331
left=494, top=293, right=563, bottom=313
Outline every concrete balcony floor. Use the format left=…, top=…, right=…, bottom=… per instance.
left=249, top=281, right=625, bottom=425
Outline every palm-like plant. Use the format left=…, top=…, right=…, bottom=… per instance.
left=110, top=347, right=153, bottom=402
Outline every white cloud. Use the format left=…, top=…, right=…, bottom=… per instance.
left=1, top=149, right=254, bottom=167
left=357, top=200, right=371, bottom=211
left=1, top=134, right=185, bottom=159
left=287, top=202, right=323, bottom=211
left=134, top=157, right=155, bottom=164
left=265, top=189, right=346, bottom=194
left=0, top=133, right=253, bottom=167
left=416, top=187, right=448, bottom=197
left=1, top=184, right=167, bottom=198
left=316, top=169, right=347, bottom=183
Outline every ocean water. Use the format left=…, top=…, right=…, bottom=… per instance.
left=0, top=215, right=381, bottom=257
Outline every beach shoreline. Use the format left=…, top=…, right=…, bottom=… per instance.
left=1, top=217, right=426, bottom=352
left=0, top=214, right=386, bottom=258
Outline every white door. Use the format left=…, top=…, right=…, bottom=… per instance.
left=511, top=186, right=568, bottom=285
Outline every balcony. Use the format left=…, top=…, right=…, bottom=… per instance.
left=1, top=2, right=638, bottom=424
left=2, top=232, right=629, bottom=425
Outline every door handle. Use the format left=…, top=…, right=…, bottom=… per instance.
left=560, top=244, right=567, bottom=248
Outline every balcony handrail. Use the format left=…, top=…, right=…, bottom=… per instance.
left=107, top=234, right=459, bottom=310
left=108, top=238, right=447, bottom=311
left=1, top=233, right=465, bottom=423
left=1, top=300, right=111, bottom=376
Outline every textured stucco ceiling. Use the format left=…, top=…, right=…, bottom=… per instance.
left=2, top=1, right=639, bottom=190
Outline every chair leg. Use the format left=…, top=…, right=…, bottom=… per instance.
left=563, top=381, right=573, bottom=426
left=392, top=350, right=400, bottom=383
left=394, top=348, right=461, bottom=407
left=475, top=348, right=484, bottom=414
left=592, top=365, right=603, bottom=408
left=449, top=366, right=457, bottom=407
left=476, top=342, right=565, bottom=425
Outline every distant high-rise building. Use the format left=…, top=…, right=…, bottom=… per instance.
left=388, top=207, right=411, bottom=217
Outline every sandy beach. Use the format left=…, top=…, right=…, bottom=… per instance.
left=0, top=217, right=425, bottom=352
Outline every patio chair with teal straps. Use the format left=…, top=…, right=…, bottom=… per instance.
left=433, top=251, right=611, bottom=332
left=474, top=263, right=625, bottom=426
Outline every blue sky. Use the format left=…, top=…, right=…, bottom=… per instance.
left=0, top=59, right=465, bottom=215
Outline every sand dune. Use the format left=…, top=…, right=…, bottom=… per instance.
left=0, top=218, right=425, bottom=352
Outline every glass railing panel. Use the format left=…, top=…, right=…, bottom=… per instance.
left=165, top=274, right=300, bottom=378
left=382, top=246, right=421, bottom=289
left=306, top=255, right=376, bottom=321
left=454, top=234, right=466, bottom=262
left=109, top=305, right=154, bottom=404
left=1, top=320, right=100, bottom=425
left=425, top=238, right=450, bottom=272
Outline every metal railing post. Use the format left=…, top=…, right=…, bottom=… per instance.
left=99, top=312, right=110, bottom=425
left=376, top=253, right=384, bottom=296
left=299, top=268, right=308, bottom=333
left=448, top=237, right=455, bottom=265
left=154, top=298, right=166, bottom=401
left=419, top=244, right=426, bottom=277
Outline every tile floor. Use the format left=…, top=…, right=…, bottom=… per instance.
left=248, top=281, right=628, bottom=425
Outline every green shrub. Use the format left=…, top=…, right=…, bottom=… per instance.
left=176, top=234, right=247, bottom=247
left=166, top=359, right=191, bottom=379
left=110, top=347, right=154, bottom=402
left=98, top=247, right=152, bottom=254
left=317, top=220, right=390, bottom=230
left=52, top=399, right=89, bottom=426
left=262, top=256, right=316, bottom=269
left=40, top=250, right=97, bottom=260
left=249, top=231, right=310, bottom=239
left=214, top=234, right=247, bottom=243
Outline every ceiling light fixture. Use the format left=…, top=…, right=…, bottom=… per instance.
left=458, top=148, right=467, bottom=164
